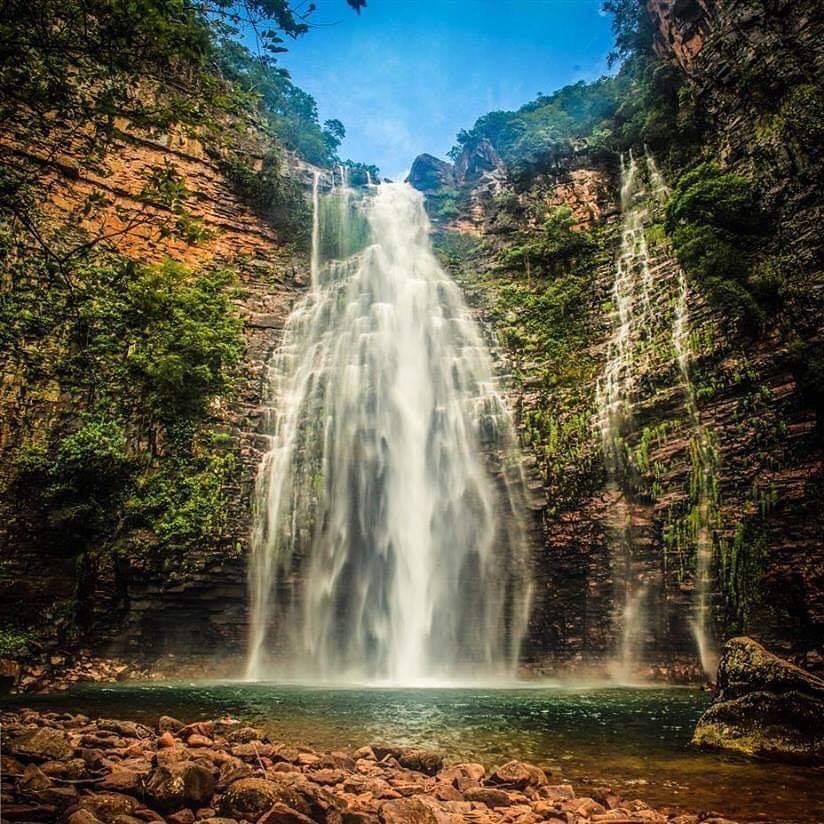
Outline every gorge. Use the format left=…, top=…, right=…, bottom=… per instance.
left=1, top=1, right=823, bottom=822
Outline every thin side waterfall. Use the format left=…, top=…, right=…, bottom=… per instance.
left=599, top=150, right=719, bottom=681
left=596, top=151, right=657, bottom=682
left=672, top=272, right=718, bottom=678
left=648, top=152, right=719, bottom=678
left=246, top=180, right=534, bottom=683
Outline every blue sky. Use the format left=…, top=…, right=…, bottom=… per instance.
left=274, top=1, right=614, bottom=178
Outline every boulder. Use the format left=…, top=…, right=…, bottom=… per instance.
left=97, top=720, right=147, bottom=739
left=692, top=636, right=824, bottom=763
left=485, top=761, right=548, bottom=790
left=67, top=812, right=105, bottom=824
left=436, top=763, right=484, bottom=790
left=378, top=798, right=441, bottom=824
left=406, top=155, right=455, bottom=193
left=258, top=803, right=316, bottom=824
left=100, top=769, right=145, bottom=793
left=2, top=753, right=26, bottom=774
left=144, top=761, right=216, bottom=810
left=371, top=747, right=444, bottom=776
left=167, top=810, right=197, bottom=824
left=10, top=727, right=74, bottom=761
left=76, top=792, right=140, bottom=823
left=158, top=716, right=185, bottom=734
left=19, top=763, right=52, bottom=791
left=453, top=138, right=505, bottom=185
left=218, top=778, right=308, bottom=821
left=462, top=787, right=513, bottom=807
left=225, top=726, right=265, bottom=744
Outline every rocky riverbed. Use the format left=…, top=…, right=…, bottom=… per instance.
left=0, top=709, right=740, bottom=824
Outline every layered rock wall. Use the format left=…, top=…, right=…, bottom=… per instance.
left=0, top=114, right=310, bottom=663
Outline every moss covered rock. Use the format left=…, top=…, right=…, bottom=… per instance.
left=692, top=637, right=824, bottom=762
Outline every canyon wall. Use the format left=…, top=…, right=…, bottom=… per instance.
left=0, top=110, right=312, bottom=665
left=413, top=0, right=823, bottom=675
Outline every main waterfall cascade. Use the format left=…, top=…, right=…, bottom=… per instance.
left=247, top=173, right=534, bottom=683
left=597, top=151, right=719, bottom=680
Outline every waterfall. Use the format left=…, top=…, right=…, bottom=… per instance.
left=598, top=150, right=719, bottom=681
left=246, top=180, right=534, bottom=683
left=597, top=151, right=658, bottom=681
left=649, top=151, right=719, bottom=678
left=672, top=269, right=719, bottom=680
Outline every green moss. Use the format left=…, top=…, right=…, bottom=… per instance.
left=0, top=628, right=34, bottom=657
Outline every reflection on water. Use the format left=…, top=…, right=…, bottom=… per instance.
left=3, top=683, right=822, bottom=823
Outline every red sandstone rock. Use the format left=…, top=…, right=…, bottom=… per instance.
left=258, top=802, right=317, bottom=824
left=485, top=761, right=548, bottom=791
left=463, top=787, right=514, bottom=807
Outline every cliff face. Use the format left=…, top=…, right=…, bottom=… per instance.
left=416, top=0, right=823, bottom=675
left=0, top=109, right=311, bottom=666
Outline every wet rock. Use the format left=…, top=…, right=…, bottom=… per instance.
left=2, top=753, right=26, bottom=775
left=378, top=797, right=442, bottom=824
left=437, top=763, right=485, bottom=790
left=144, top=761, right=216, bottom=810
left=167, top=810, right=197, bottom=824
left=226, top=726, right=265, bottom=744
left=258, top=803, right=316, bottom=824
left=67, top=811, right=105, bottom=824
left=187, top=734, right=214, bottom=748
left=100, top=769, right=145, bottom=793
left=19, top=763, right=52, bottom=791
left=159, top=716, right=185, bottom=734
left=565, top=797, right=606, bottom=817
left=26, top=785, right=79, bottom=809
left=1, top=801, right=59, bottom=821
left=181, top=722, right=214, bottom=739
left=431, top=784, right=463, bottom=802
left=10, top=726, right=74, bottom=762
left=310, top=768, right=346, bottom=786
left=371, top=747, right=444, bottom=776
left=157, top=731, right=177, bottom=748
left=486, top=761, right=548, bottom=791
left=98, top=720, right=146, bottom=739
left=693, top=637, right=824, bottom=762
left=76, top=792, right=140, bottom=823
left=540, top=784, right=575, bottom=800
left=218, top=778, right=308, bottom=821
left=343, top=812, right=379, bottom=824
left=462, top=787, right=513, bottom=807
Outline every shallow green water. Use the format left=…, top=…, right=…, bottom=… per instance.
left=3, top=683, right=822, bottom=823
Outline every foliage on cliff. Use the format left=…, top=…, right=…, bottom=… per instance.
left=0, top=0, right=359, bottom=628
left=1, top=213, right=244, bottom=556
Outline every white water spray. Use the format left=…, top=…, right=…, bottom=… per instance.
left=597, top=151, right=658, bottom=681
left=599, top=151, right=719, bottom=681
left=246, top=180, right=533, bottom=683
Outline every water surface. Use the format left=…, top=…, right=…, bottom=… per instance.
left=4, top=682, right=822, bottom=823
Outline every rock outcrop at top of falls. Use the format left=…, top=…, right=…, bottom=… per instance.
left=692, top=637, right=824, bottom=763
